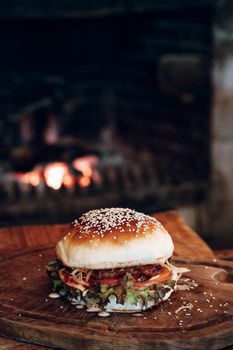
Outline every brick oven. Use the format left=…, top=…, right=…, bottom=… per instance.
left=0, top=1, right=213, bottom=226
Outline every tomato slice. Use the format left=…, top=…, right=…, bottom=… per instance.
left=59, top=269, right=79, bottom=288
left=99, top=278, right=121, bottom=286
left=134, top=266, right=171, bottom=288
left=58, top=269, right=87, bottom=291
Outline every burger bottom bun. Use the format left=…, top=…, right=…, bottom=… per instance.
left=104, top=295, right=158, bottom=312
left=102, top=285, right=176, bottom=312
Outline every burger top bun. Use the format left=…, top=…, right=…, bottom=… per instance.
left=56, top=208, right=174, bottom=269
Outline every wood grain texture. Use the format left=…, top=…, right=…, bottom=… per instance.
left=0, top=246, right=232, bottom=350
left=0, top=337, right=51, bottom=349
left=0, top=211, right=214, bottom=259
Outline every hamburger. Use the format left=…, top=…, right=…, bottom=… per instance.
left=47, top=208, right=188, bottom=312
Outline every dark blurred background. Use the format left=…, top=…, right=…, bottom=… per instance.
left=0, top=0, right=232, bottom=249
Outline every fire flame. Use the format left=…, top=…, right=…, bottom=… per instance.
left=15, top=155, right=99, bottom=190
left=63, top=173, right=75, bottom=188
left=73, top=155, right=99, bottom=188
left=72, top=155, right=98, bottom=177
left=18, top=169, right=41, bottom=187
left=78, top=176, right=91, bottom=188
left=44, top=162, right=68, bottom=190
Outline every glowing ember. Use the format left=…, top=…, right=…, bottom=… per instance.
left=14, top=155, right=99, bottom=190
left=17, top=170, right=41, bottom=187
left=79, top=176, right=91, bottom=188
left=72, top=155, right=98, bottom=178
left=63, top=173, right=75, bottom=188
left=44, top=162, right=68, bottom=190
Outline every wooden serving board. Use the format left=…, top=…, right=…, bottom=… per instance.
left=0, top=246, right=232, bottom=350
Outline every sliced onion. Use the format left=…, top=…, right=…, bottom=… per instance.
left=72, top=276, right=89, bottom=287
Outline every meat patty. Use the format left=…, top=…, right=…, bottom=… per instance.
left=91, top=264, right=162, bottom=280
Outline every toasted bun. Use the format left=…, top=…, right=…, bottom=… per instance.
left=104, top=294, right=157, bottom=312
left=56, top=208, right=174, bottom=269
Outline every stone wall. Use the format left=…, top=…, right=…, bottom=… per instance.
left=179, top=0, right=233, bottom=249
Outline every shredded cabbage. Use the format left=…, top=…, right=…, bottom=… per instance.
left=165, top=260, right=190, bottom=282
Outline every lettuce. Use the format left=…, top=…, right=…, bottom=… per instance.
left=47, top=260, right=177, bottom=308
left=97, top=277, right=174, bottom=307
left=126, top=291, right=137, bottom=305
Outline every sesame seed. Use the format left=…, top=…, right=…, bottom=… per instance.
left=73, top=219, right=78, bottom=226
left=73, top=208, right=159, bottom=239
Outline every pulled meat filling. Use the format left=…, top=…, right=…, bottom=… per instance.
left=92, top=264, right=162, bottom=280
